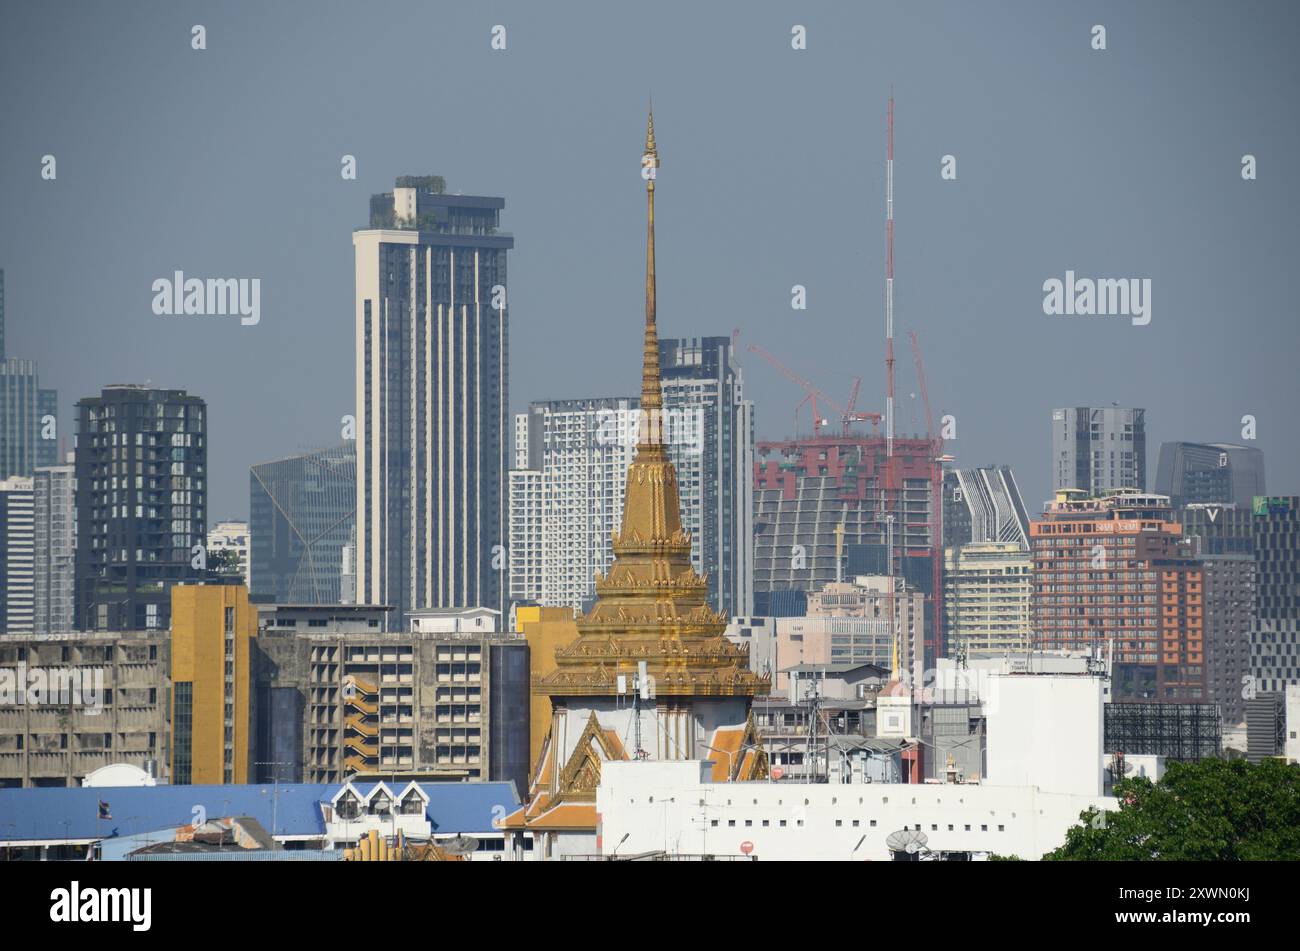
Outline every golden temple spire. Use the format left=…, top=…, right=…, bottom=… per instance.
left=639, top=105, right=663, bottom=445
left=530, top=106, right=768, bottom=711
left=644, top=102, right=657, bottom=158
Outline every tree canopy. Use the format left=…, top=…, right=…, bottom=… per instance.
left=1046, top=757, right=1300, bottom=861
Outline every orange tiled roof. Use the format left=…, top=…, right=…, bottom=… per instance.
left=533, top=736, right=556, bottom=788
left=708, top=725, right=745, bottom=781
left=601, top=729, right=629, bottom=761
left=499, top=791, right=556, bottom=830
left=738, top=748, right=757, bottom=779
left=498, top=804, right=529, bottom=830
left=526, top=802, right=598, bottom=831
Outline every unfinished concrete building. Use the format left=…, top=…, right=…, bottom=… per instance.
left=0, top=631, right=169, bottom=788
left=753, top=434, right=943, bottom=662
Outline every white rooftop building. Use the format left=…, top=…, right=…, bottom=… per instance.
left=595, top=759, right=1115, bottom=861
left=207, top=519, right=250, bottom=585
left=592, top=670, right=1117, bottom=861
left=82, top=763, right=159, bottom=788
left=407, top=606, right=499, bottom=635
left=984, top=672, right=1106, bottom=797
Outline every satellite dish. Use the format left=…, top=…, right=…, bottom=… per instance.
left=440, top=835, right=479, bottom=856
left=885, top=828, right=929, bottom=854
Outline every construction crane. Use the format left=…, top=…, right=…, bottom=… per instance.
left=747, top=344, right=836, bottom=436
left=907, top=330, right=936, bottom=449
left=907, top=329, right=952, bottom=462
left=747, top=344, right=882, bottom=437
left=842, top=377, right=884, bottom=434
left=845, top=378, right=861, bottom=416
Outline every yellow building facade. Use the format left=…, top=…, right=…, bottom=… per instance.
left=515, top=605, right=579, bottom=770
left=169, top=583, right=256, bottom=784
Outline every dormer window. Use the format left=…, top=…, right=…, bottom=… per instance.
left=336, top=793, right=360, bottom=820
left=401, top=792, right=424, bottom=815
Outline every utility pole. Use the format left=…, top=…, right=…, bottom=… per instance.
left=254, top=760, right=292, bottom=841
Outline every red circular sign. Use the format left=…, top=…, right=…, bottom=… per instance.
left=740, top=841, right=754, bottom=855
left=771, top=766, right=784, bottom=780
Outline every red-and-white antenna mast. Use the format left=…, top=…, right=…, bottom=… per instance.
left=885, top=94, right=895, bottom=460
left=880, top=93, right=899, bottom=671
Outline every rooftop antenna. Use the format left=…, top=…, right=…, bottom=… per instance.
left=886, top=827, right=928, bottom=858
left=880, top=93, right=901, bottom=614
left=632, top=660, right=653, bottom=759
left=885, top=92, right=895, bottom=461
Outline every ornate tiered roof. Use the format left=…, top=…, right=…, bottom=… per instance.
left=533, top=110, right=768, bottom=701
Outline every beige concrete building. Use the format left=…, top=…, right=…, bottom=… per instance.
left=310, top=632, right=529, bottom=790
left=255, top=607, right=531, bottom=793
left=0, top=631, right=169, bottom=788
left=772, top=576, right=924, bottom=695
left=942, top=542, right=1033, bottom=656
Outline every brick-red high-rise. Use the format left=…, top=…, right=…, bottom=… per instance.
left=1030, top=490, right=1204, bottom=702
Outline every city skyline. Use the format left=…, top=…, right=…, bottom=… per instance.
left=1, top=2, right=1300, bottom=891
left=1, top=2, right=1296, bottom=522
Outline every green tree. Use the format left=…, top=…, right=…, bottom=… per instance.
left=207, top=548, right=243, bottom=578
left=1046, top=758, right=1300, bottom=861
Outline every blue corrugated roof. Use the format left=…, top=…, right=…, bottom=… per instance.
left=423, top=782, right=519, bottom=834
left=0, top=783, right=332, bottom=842
left=0, top=780, right=521, bottom=843
left=129, top=849, right=345, bottom=862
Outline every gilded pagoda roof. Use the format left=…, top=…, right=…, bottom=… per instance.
left=532, top=109, right=767, bottom=701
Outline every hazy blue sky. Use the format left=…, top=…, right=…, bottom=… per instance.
left=2, top=1, right=1297, bottom=519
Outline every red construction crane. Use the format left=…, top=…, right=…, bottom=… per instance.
left=747, top=344, right=881, bottom=437
left=746, top=344, right=838, bottom=435
left=843, top=375, right=883, bottom=434
left=907, top=330, right=936, bottom=449
left=907, top=329, right=951, bottom=459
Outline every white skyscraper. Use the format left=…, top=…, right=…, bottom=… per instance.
left=354, top=177, right=512, bottom=626
left=32, top=464, right=74, bottom=634
left=509, top=398, right=638, bottom=612
left=0, top=476, right=35, bottom=633
left=507, top=467, right=542, bottom=605
left=507, top=337, right=754, bottom=617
